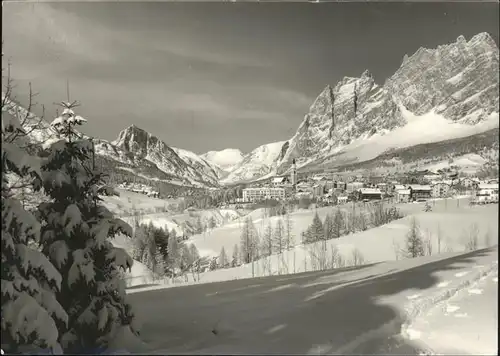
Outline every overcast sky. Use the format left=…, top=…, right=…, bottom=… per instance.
left=2, top=2, right=498, bottom=154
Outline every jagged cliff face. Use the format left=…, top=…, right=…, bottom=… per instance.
left=111, top=125, right=220, bottom=186
left=385, top=32, right=499, bottom=124
left=276, top=71, right=405, bottom=173
left=275, top=32, right=499, bottom=175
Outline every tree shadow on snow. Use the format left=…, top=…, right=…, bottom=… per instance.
left=127, top=247, right=497, bottom=355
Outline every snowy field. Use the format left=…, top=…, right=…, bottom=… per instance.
left=101, top=188, right=182, bottom=217
left=422, top=153, right=487, bottom=174
left=403, top=263, right=498, bottom=355
left=127, top=197, right=498, bottom=292
left=127, top=247, right=498, bottom=354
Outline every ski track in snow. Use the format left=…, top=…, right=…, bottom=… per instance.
left=405, top=327, right=422, bottom=340
left=445, top=304, right=460, bottom=313
left=468, top=288, right=483, bottom=295
left=454, top=271, right=469, bottom=277
left=436, top=281, right=450, bottom=288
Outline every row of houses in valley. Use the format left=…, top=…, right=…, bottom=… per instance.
left=241, top=171, right=499, bottom=204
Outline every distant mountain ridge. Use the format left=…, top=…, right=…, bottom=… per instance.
left=3, top=32, right=499, bottom=187
left=272, top=32, right=499, bottom=176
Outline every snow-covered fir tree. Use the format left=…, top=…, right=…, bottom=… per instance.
left=218, top=247, right=228, bottom=269
left=273, top=219, right=284, bottom=255
left=1, top=92, right=68, bottom=354
left=309, top=212, right=325, bottom=242
left=231, top=244, right=240, bottom=267
left=35, top=101, right=139, bottom=352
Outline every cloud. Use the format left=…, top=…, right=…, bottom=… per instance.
left=3, top=2, right=269, bottom=71
left=2, top=3, right=118, bottom=64
left=149, top=41, right=270, bottom=69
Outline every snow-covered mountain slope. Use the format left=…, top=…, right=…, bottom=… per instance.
left=110, top=125, right=220, bottom=187
left=1, top=98, right=221, bottom=187
left=385, top=32, right=499, bottom=124
left=221, top=141, right=286, bottom=184
left=272, top=32, right=499, bottom=175
left=276, top=70, right=406, bottom=174
left=201, top=148, right=244, bottom=171
left=1, top=95, right=65, bottom=150
left=171, top=146, right=226, bottom=181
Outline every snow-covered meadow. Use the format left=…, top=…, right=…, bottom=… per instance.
left=126, top=197, right=498, bottom=292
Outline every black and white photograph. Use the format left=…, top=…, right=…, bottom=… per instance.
left=1, top=1, right=498, bottom=354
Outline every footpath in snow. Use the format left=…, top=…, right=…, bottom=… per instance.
left=127, top=247, right=498, bottom=355
left=402, top=262, right=498, bottom=355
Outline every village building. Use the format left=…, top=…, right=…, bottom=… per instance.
left=424, top=172, right=442, bottom=182
left=475, top=183, right=499, bottom=203
left=409, top=185, right=432, bottom=201
left=359, top=188, right=383, bottom=201
left=242, top=187, right=286, bottom=202
left=271, top=176, right=290, bottom=187
left=346, top=182, right=364, bottom=193
left=335, top=181, right=347, bottom=191
left=337, top=195, right=348, bottom=205
left=393, top=184, right=406, bottom=192
left=460, top=177, right=480, bottom=189
left=312, top=184, right=324, bottom=197
left=323, top=181, right=335, bottom=191
left=376, top=183, right=390, bottom=194
left=431, top=181, right=452, bottom=198
left=395, top=189, right=411, bottom=203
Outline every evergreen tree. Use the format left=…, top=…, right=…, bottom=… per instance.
left=284, top=212, right=294, bottom=250
left=273, top=219, right=285, bottom=254
left=323, top=213, right=334, bottom=240
left=219, top=247, right=228, bottom=269
left=36, top=102, right=138, bottom=352
left=406, top=217, right=424, bottom=258
left=251, top=228, right=260, bottom=261
left=240, top=217, right=253, bottom=264
left=208, top=216, right=217, bottom=230
left=209, top=257, right=218, bottom=271
left=231, top=244, right=240, bottom=267
left=188, top=244, right=200, bottom=268
left=309, top=212, right=325, bottom=242
left=167, top=233, right=180, bottom=276
left=332, top=208, right=345, bottom=238
left=195, top=216, right=203, bottom=234
left=1, top=92, right=68, bottom=353
left=179, top=244, right=192, bottom=275
left=301, top=227, right=313, bottom=245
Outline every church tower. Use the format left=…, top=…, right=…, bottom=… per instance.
left=290, top=158, right=297, bottom=188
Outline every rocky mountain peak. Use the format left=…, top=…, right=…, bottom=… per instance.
left=113, top=125, right=153, bottom=157
left=385, top=31, right=499, bottom=123
left=276, top=69, right=405, bottom=173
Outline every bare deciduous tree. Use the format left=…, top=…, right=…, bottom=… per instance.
left=464, top=223, right=479, bottom=251
left=350, top=248, right=365, bottom=266
left=436, top=222, right=442, bottom=254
